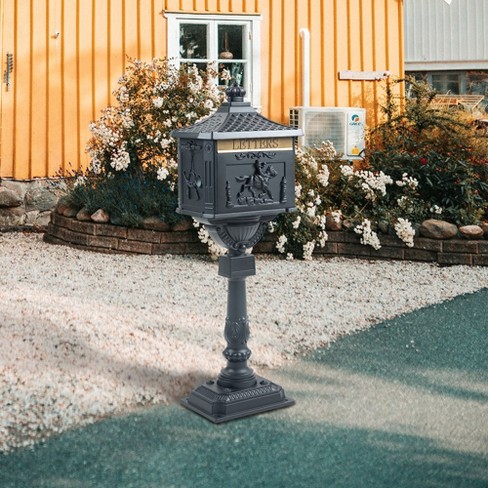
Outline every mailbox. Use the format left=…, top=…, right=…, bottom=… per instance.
left=172, top=84, right=301, bottom=423
left=172, top=84, right=301, bottom=225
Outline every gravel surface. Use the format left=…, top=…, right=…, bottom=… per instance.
left=1, top=232, right=487, bottom=452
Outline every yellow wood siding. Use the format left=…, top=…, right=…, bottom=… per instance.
left=0, top=0, right=403, bottom=179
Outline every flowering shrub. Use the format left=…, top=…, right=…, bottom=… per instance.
left=366, top=77, right=488, bottom=225
left=66, top=58, right=225, bottom=226
left=274, top=77, right=488, bottom=259
left=273, top=142, right=423, bottom=257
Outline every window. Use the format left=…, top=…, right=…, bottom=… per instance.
left=428, top=72, right=466, bottom=95
left=166, top=13, right=261, bottom=109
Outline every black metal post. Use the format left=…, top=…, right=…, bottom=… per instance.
left=218, top=249, right=257, bottom=390
left=180, top=224, right=294, bottom=423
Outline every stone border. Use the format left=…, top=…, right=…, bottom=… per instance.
left=44, top=212, right=488, bottom=265
left=44, top=213, right=208, bottom=255
left=315, top=231, right=488, bottom=266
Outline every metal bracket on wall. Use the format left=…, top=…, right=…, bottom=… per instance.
left=3, top=53, right=13, bottom=91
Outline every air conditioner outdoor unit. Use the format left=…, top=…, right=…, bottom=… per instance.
left=289, top=107, right=366, bottom=159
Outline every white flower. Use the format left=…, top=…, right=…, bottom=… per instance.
left=317, top=165, right=330, bottom=187
left=110, top=149, right=131, bottom=171
left=354, top=219, right=381, bottom=250
left=355, top=170, right=393, bottom=200
left=157, top=167, right=169, bottom=181
left=318, top=230, right=328, bottom=248
left=303, top=241, right=315, bottom=260
left=152, top=97, right=164, bottom=108
left=74, top=176, right=87, bottom=188
left=340, top=165, right=354, bottom=177
left=306, top=205, right=316, bottom=218
left=268, top=221, right=277, bottom=233
left=394, top=218, right=415, bottom=247
left=330, top=210, right=342, bottom=223
left=292, top=216, right=301, bottom=229
left=276, top=234, right=288, bottom=254
left=160, top=138, right=172, bottom=149
left=204, top=99, right=214, bottom=110
left=396, top=172, right=419, bottom=190
left=295, top=183, right=302, bottom=198
left=430, top=204, right=443, bottom=215
left=286, top=253, right=294, bottom=261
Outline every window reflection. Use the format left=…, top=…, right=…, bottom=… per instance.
left=180, top=24, right=207, bottom=59
left=218, top=25, right=244, bottom=60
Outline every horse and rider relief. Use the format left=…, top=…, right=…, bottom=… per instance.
left=227, top=160, right=283, bottom=207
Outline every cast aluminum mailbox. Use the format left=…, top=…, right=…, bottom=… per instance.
left=172, top=85, right=301, bottom=225
left=172, top=85, right=301, bottom=423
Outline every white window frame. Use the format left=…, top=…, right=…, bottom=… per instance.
left=165, top=12, right=262, bottom=110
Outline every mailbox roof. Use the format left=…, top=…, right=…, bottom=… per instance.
left=172, top=101, right=302, bottom=140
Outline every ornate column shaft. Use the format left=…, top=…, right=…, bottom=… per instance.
left=217, top=250, right=257, bottom=389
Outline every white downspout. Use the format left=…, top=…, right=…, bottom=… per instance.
left=299, top=28, right=311, bottom=108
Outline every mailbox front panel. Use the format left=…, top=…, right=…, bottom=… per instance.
left=216, top=137, right=295, bottom=218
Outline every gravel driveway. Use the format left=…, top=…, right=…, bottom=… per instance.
left=1, top=232, right=487, bottom=452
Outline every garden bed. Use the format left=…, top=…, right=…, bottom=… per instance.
left=44, top=212, right=488, bottom=266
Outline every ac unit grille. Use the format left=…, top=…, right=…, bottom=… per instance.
left=303, top=112, right=346, bottom=152
left=289, top=107, right=366, bottom=160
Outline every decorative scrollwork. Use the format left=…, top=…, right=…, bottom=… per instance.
left=182, top=142, right=202, bottom=200
left=215, top=221, right=268, bottom=251
left=224, top=317, right=250, bottom=345
left=235, top=151, right=277, bottom=160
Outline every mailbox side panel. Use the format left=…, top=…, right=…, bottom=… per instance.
left=177, top=139, right=213, bottom=218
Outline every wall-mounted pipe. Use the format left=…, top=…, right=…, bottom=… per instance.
left=299, top=28, right=310, bottom=107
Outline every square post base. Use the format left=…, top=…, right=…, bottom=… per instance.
left=181, top=375, right=295, bottom=424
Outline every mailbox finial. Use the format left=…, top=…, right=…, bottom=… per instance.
left=226, top=82, right=246, bottom=103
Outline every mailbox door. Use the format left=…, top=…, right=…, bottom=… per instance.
left=215, top=138, right=296, bottom=218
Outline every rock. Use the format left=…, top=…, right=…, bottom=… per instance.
left=480, top=222, right=488, bottom=238
left=325, top=212, right=342, bottom=231
left=0, top=207, right=26, bottom=228
left=34, top=211, right=52, bottom=230
left=62, top=205, right=79, bottom=218
left=91, top=209, right=110, bottom=223
left=419, top=219, right=458, bottom=239
left=25, top=187, right=57, bottom=212
left=0, top=187, right=22, bottom=207
left=378, top=220, right=390, bottom=235
left=172, top=218, right=193, bottom=232
left=25, top=210, right=40, bottom=226
left=55, top=196, right=71, bottom=215
left=1, top=180, right=27, bottom=201
left=342, top=220, right=355, bottom=231
left=459, top=225, right=484, bottom=240
left=76, top=207, right=92, bottom=222
left=142, top=216, right=170, bottom=231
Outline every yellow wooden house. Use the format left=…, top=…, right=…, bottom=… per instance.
left=0, top=0, right=404, bottom=180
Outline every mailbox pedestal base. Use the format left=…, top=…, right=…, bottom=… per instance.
left=180, top=219, right=295, bottom=423
left=181, top=375, right=294, bottom=424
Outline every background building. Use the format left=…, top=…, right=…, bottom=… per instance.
left=404, top=0, right=488, bottom=111
left=0, top=0, right=404, bottom=180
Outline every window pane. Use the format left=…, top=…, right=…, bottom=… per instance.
left=431, top=74, right=445, bottom=93
left=180, top=24, right=207, bottom=59
left=219, top=62, right=245, bottom=87
left=446, top=75, right=460, bottom=94
left=218, top=25, right=244, bottom=60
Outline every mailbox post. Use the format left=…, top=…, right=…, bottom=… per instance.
left=172, top=84, right=302, bottom=423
